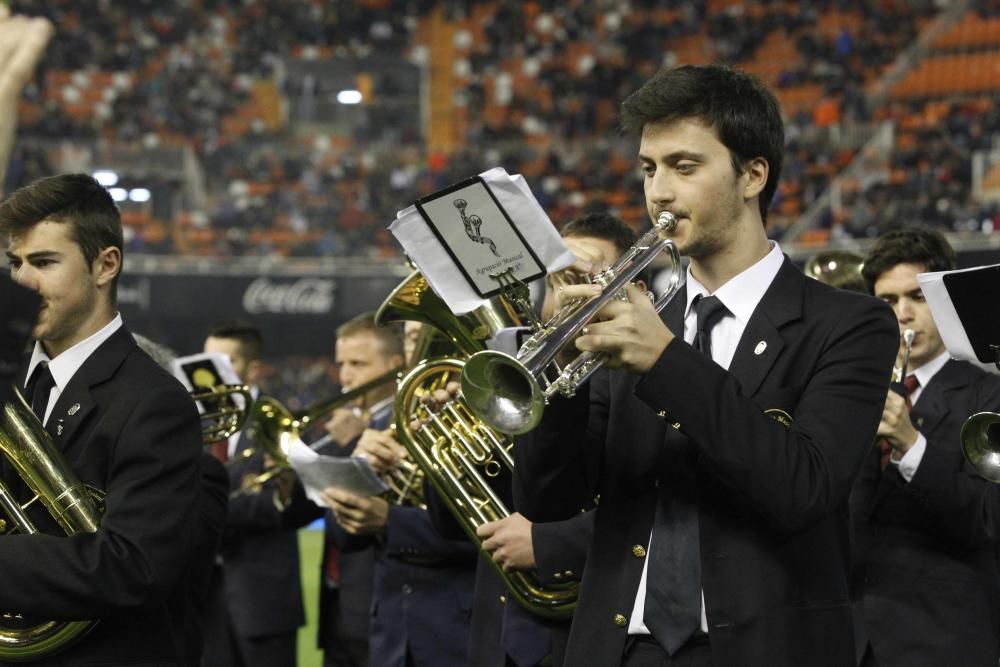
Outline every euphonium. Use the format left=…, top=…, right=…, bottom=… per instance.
left=0, top=388, right=103, bottom=661
left=462, top=212, right=683, bottom=434
left=394, top=357, right=577, bottom=618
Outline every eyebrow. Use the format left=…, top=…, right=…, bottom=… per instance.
left=5, top=250, right=62, bottom=262
left=638, top=150, right=706, bottom=163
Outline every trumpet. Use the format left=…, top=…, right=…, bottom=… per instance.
left=893, top=328, right=916, bottom=384
left=461, top=211, right=682, bottom=434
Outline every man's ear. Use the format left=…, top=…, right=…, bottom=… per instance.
left=743, top=157, right=769, bottom=201
left=93, top=246, right=121, bottom=288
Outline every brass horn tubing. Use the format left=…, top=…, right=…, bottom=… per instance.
left=426, top=429, right=504, bottom=525
left=449, top=401, right=514, bottom=468
left=295, top=367, right=403, bottom=429
left=0, top=479, right=37, bottom=535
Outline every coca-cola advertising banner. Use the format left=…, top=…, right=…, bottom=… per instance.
left=116, top=272, right=405, bottom=358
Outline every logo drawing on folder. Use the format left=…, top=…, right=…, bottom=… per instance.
left=453, top=198, right=500, bottom=257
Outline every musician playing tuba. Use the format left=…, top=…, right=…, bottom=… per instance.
left=0, top=174, right=204, bottom=663
left=850, top=227, right=1000, bottom=666
left=315, top=312, right=477, bottom=667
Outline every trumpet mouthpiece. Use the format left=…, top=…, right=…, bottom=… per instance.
left=903, top=329, right=915, bottom=345
left=656, top=211, right=677, bottom=232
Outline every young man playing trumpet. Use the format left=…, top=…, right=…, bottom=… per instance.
left=850, top=227, right=1000, bottom=667
left=512, top=64, right=899, bottom=666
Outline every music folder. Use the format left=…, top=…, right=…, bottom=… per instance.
left=917, top=263, right=1000, bottom=369
left=0, top=275, right=40, bottom=405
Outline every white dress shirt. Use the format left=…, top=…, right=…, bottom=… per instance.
left=628, top=242, right=785, bottom=636
left=889, top=350, right=950, bottom=481
left=24, top=314, right=123, bottom=426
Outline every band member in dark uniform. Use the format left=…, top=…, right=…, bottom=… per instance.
left=851, top=227, right=1000, bottom=667
left=0, top=173, right=203, bottom=664
left=512, top=64, right=898, bottom=666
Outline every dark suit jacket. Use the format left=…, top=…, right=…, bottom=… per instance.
left=218, top=426, right=308, bottom=639
left=513, top=259, right=899, bottom=667
left=850, top=359, right=1000, bottom=666
left=171, top=453, right=228, bottom=666
left=0, top=326, right=202, bottom=666
left=331, top=405, right=478, bottom=667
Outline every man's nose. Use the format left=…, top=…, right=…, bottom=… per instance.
left=646, top=170, right=675, bottom=205
left=11, top=265, right=37, bottom=291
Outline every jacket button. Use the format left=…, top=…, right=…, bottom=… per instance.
left=614, top=614, right=627, bottom=627
left=632, top=545, right=646, bottom=558
left=554, top=572, right=562, bottom=579
left=657, top=410, right=667, bottom=419
left=402, top=584, right=412, bottom=595
left=499, top=595, right=507, bottom=604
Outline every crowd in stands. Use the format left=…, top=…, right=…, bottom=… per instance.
left=4, top=0, right=999, bottom=260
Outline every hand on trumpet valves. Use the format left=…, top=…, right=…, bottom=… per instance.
left=324, top=406, right=368, bottom=449
left=354, top=428, right=408, bottom=474
left=476, top=512, right=536, bottom=572
left=320, top=487, right=389, bottom=535
left=877, top=389, right=919, bottom=458
left=575, top=283, right=675, bottom=373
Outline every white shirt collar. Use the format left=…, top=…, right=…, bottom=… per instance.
left=25, top=313, right=124, bottom=393
left=684, top=241, right=785, bottom=325
left=911, top=350, right=950, bottom=389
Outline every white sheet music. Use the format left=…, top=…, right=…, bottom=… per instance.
left=287, top=437, right=388, bottom=505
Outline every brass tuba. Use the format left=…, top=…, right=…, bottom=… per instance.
left=0, top=388, right=104, bottom=661
left=192, top=383, right=254, bottom=444
left=395, top=357, right=577, bottom=618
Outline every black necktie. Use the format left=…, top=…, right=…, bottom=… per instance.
left=692, top=294, right=728, bottom=359
left=26, top=361, right=55, bottom=421
left=644, top=294, right=729, bottom=653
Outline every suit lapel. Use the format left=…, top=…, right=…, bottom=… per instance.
left=47, top=327, right=136, bottom=448
left=727, top=258, right=801, bottom=396
left=909, top=360, right=967, bottom=436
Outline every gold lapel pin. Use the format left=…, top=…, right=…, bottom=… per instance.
left=754, top=341, right=767, bottom=355
left=68, top=403, right=80, bottom=415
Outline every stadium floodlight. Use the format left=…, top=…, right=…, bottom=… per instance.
left=129, top=188, right=152, bottom=202
left=337, top=90, right=363, bottom=104
left=108, top=187, right=127, bottom=202
left=93, top=170, right=119, bottom=187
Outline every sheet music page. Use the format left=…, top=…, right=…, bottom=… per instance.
left=390, top=167, right=574, bottom=314
left=287, top=437, right=389, bottom=505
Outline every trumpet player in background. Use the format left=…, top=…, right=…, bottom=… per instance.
left=849, top=227, right=1000, bottom=667
left=201, top=320, right=312, bottom=667
left=1, top=173, right=203, bottom=663
left=512, top=64, right=899, bottom=666
left=318, top=312, right=476, bottom=667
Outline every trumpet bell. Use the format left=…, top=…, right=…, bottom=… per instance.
left=462, top=350, right=543, bottom=435
left=961, top=412, right=1000, bottom=483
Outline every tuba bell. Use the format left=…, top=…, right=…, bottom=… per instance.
left=0, top=388, right=104, bottom=661
left=962, top=412, right=1000, bottom=483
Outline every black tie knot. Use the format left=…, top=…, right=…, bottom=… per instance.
left=692, top=294, right=728, bottom=358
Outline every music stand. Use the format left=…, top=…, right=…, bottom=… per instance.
left=917, top=263, right=1000, bottom=372
left=0, top=275, right=40, bottom=405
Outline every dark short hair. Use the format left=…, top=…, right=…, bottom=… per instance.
left=560, top=212, right=639, bottom=257
left=206, top=319, right=263, bottom=362
left=336, top=311, right=404, bottom=360
left=0, top=173, right=124, bottom=300
left=620, top=64, right=785, bottom=224
left=862, top=227, right=957, bottom=293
